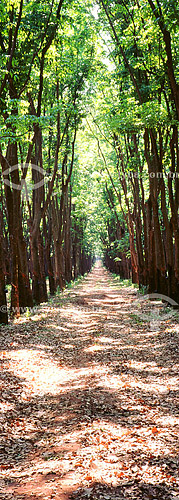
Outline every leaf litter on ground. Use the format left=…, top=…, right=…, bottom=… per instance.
left=0, top=264, right=178, bottom=500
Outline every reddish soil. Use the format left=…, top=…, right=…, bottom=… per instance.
left=0, top=263, right=178, bottom=500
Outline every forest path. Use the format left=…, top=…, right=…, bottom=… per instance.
left=0, top=263, right=179, bottom=500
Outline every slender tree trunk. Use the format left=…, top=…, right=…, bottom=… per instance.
left=18, top=220, right=33, bottom=308
left=6, top=142, right=20, bottom=316
left=64, top=189, right=72, bottom=282
left=30, top=230, right=47, bottom=304
left=44, top=215, right=56, bottom=295
left=146, top=198, right=157, bottom=292
left=0, top=213, right=8, bottom=324
left=38, top=232, right=48, bottom=302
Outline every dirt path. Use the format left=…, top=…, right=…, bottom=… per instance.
left=0, top=263, right=179, bottom=500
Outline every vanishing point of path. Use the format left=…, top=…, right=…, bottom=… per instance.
left=0, top=263, right=179, bottom=500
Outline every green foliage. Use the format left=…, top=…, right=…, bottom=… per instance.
left=0, top=0, right=179, bottom=291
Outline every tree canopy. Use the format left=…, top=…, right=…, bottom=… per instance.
left=0, top=0, right=179, bottom=323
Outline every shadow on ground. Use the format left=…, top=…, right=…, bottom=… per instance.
left=0, top=265, right=178, bottom=499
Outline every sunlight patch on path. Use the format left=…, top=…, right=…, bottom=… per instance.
left=0, top=349, right=106, bottom=397
left=0, top=263, right=178, bottom=500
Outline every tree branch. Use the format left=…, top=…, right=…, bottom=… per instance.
left=0, top=0, right=23, bottom=97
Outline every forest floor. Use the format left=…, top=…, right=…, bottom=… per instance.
left=0, top=263, right=179, bottom=500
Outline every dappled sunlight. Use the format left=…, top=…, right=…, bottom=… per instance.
left=98, top=371, right=177, bottom=394
left=1, top=349, right=77, bottom=396
left=45, top=323, right=67, bottom=333
left=1, top=349, right=105, bottom=397
left=166, top=324, right=179, bottom=334
left=104, top=323, right=127, bottom=330
left=84, top=344, right=105, bottom=352
left=0, top=265, right=178, bottom=499
left=2, top=417, right=178, bottom=497
left=63, top=343, right=77, bottom=349
left=125, top=360, right=178, bottom=373
left=0, top=401, right=15, bottom=413
left=98, top=336, right=119, bottom=343
left=13, top=307, right=60, bottom=326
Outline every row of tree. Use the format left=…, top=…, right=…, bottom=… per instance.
left=0, top=0, right=179, bottom=324
left=0, top=0, right=96, bottom=324
left=90, top=0, right=179, bottom=301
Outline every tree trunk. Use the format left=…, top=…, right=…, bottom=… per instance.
left=30, top=231, right=47, bottom=304
left=0, top=214, right=8, bottom=324
left=64, top=189, right=72, bottom=282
